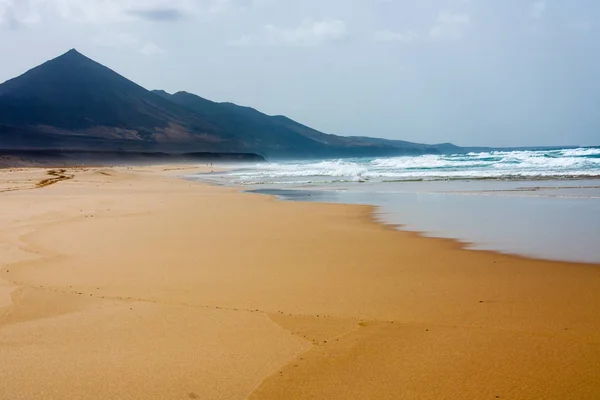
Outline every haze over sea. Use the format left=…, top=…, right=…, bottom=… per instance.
left=195, top=147, right=600, bottom=264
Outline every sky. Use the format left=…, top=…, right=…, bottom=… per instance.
left=0, top=0, right=599, bottom=147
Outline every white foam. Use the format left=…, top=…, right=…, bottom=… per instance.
left=210, top=147, right=600, bottom=185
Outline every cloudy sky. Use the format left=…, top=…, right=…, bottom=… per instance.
left=0, top=0, right=598, bottom=147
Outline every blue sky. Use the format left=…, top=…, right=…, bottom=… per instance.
left=0, top=0, right=598, bottom=146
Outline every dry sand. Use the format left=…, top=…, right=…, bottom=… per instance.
left=0, top=165, right=599, bottom=400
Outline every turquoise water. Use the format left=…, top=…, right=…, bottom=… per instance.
left=191, top=147, right=600, bottom=264
left=206, top=147, right=600, bottom=185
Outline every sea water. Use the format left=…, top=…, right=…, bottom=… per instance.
left=192, top=147, right=600, bottom=264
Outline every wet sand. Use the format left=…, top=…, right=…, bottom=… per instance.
left=1, top=166, right=599, bottom=399
left=251, top=180, right=600, bottom=264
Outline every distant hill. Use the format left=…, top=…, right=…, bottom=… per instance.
left=0, top=148, right=264, bottom=168
left=346, top=136, right=464, bottom=155
left=155, top=90, right=437, bottom=158
left=0, top=49, right=460, bottom=159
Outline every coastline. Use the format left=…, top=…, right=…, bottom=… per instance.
left=246, top=180, right=600, bottom=264
left=1, top=165, right=599, bottom=399
left=248, top=188, right=600, bottom=266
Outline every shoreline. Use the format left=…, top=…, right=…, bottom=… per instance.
left=192, top=169, right=600, bottom=268
left=241, top=182, right=600, bottom=264
left=1, top=165, right=599, bottom=399
left=245, top=188, right=600, bottom=266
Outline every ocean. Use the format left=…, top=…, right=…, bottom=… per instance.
left=192, top=147, right=600, bottom=264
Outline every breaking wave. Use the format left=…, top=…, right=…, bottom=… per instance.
left=209, top=147, right=600, bottom=185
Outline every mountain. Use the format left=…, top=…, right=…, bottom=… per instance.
left=0, top=49, right=458, bottom=159
left=0, top=49, right=242, bottom=153
left=154, top=90, right=434, bottom=158
left=347, top=136, right=464, bottom=154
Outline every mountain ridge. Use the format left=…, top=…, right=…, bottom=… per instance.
left=0, top=49, right=460, bottom=159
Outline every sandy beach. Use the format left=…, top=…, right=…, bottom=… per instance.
left=1, top=165, right=599, bottom=400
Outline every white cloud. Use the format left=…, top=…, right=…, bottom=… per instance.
left=59, top=0, right=198, bottom=23
left=0, top=0, right=11, bottom=16
left=429, top=12, right=470, bottom=40
left=0, top=0, right=248, bottom=25
left=0, top=0, right=23, bottom=28
left=93, top=32, right=168, bottom=57
left=531, top=0, right=546, bottom=20
left=93, top=32, right=139, bottom=47
left=372, top=11, right=471, bottom=44
left=0, top=0, right=46, bottom=27
left=0, top=0, right=11, bottom=22
left=207, top=0, right=265, bottom=14
left=229, top=19, right=348, bottom=46
left=141, top=42, right=166, bottom=56
left=373, top=30, right=419, bottom=43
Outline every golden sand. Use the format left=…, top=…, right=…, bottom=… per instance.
left=1, top=166, right=599, bottom=399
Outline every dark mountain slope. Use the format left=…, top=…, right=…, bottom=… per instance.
left=348, top=136, right=464, bottom=154
left=0, top=49, right=463, bottom=158
left=156, top=90, right=432, bottom=157
left=0, top=49, right=239, bottom=152
left=155, top=91, right=331, bottom=156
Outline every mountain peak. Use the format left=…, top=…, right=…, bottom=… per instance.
left=53, top=48, right=94, bottom=64
left=0, top=49, right=456, bottom=158
left=0, top=48, right=168, bottom=129
left=0, top=48, right=135, bottom=98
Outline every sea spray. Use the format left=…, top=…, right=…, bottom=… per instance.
left=216, top=147, right=600, bottom=186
